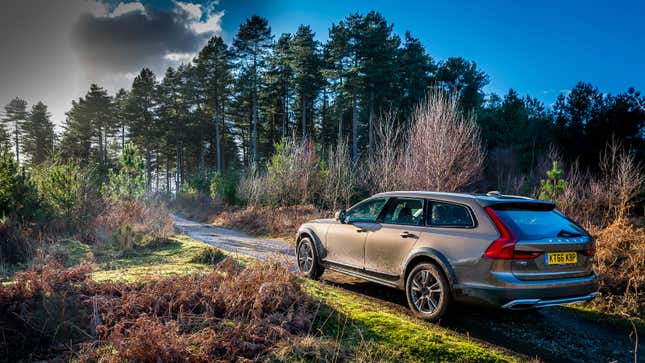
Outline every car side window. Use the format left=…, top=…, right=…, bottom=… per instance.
left=427, top=202, right=474, bottom=227
left=345, top=198, right=388, bottom=223
left=382, top=198, right=425, bottom=225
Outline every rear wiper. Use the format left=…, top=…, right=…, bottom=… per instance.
left=557, top=229, right=586, bottom=238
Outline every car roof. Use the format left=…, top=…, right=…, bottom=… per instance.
left=372, top=191, right=555, bottom=208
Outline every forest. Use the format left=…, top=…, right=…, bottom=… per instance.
left=2, top=12, right=643, bottom=196
left=0, top=11, right=643, bottom=362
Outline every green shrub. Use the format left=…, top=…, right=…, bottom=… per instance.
left=104, top=143, right=146, bottom=201
left=190, top=246, right=226, bottom=265
left=209, top=172, right=238, bottom=204
left=0, top=147, right=40, bottom=222
left=31, top=159, right=99, bottom=231
left=112, top=224, right=139, bottom=251
left=539, top=160, right=567, bottom=201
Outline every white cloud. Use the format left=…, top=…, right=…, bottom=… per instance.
left=0, top=0, right=223, bottom=127
left=176, top=1, right=202, bottom=19
left=164, top=52, right=195, bottom=62
left=192, top=10, right=224, bottom=34
left=111, top=2, right=147, bottom=17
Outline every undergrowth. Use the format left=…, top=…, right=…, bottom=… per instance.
left=0, top=258, right=320, bottom=362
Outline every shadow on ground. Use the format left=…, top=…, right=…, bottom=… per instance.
left=321, top=271, right=641, bottom=363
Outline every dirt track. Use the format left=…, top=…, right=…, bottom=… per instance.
left=173, top=214, right=641, bottom=363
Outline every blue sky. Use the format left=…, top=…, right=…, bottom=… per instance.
left=212, top=0, right=644, bottom=105
left=2, top=0, right=642, bottom=124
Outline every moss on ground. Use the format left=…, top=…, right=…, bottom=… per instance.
left=91, top=235, right=248, bottom=282
left=303, top=279, right=518, bottom=363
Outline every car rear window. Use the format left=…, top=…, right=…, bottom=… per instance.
left=427, top=202, right=474, bottom=227
left=494, top=209, right=587, bottom=239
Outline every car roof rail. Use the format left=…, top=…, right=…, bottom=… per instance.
left=485, top=191, right=533, bottom=200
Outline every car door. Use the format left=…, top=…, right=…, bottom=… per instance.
left=365, top=197, right=426, bottom=276
left=324, top=197, right=388, bottom=269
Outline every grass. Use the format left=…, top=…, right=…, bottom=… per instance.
left=35, top=234, right=520, bottom=362
left=91, top=235, right=254, bottom=282
left=303, top=279, right=519, bottom=363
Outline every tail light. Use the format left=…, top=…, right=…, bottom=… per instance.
left=483, top=207, right=542, bottom=259
left=581, top=248, right=595, bottom=257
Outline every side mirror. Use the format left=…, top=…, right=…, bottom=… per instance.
left=335, top=209, right=346, bottom=223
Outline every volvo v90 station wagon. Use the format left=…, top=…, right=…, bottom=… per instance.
left=296, top=191, right=598, bottom=321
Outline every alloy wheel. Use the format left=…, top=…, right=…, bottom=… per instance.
left=297, top=241, right=314, bottom=273
left=409, top=269, right=443, bottom=313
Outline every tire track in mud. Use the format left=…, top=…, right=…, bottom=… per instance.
left=173, top=214, right=641, bottom=363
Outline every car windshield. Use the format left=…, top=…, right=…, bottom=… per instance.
left=494, top=209, right=587, bottom=240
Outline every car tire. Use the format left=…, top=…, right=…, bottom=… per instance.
left=405, top=262, right=450, bottom=322
left=296, top=237, right=324, bottom=280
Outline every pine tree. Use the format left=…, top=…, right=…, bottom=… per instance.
left=325, top=21, right=351, bottom=145
left=435, top=57, right=489, bottom=111
left=539, top=160, right=567, bottom=201
left=59, top=84, right=114, bottom=178
left=2, top=97, right=28, bottom=165
left=113, top=88, right=129, bottom=153
left=0, top=122, right=9, bottom=150
left=195, top=36, right=234, bottom=174
left=264, top=33, right=294, bottom=143
left=289, top=25, right=322, bottom=142
left=397, top=31, right=434, bottom=114
left=157, top=66, right=183, bottom=191
left=127, top=68, right=157, bottom=189
left=60, top=98, right=93, bottom=161
left=233, top=15, right=273, bottom=165
left=22, top=101, right=55, bottom=165
left=84, top=84, right=114, bottom=179
left=359, top=12, right=400, bottom=160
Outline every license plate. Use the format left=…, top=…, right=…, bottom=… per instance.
left=546, top=252, right=577, bottom=265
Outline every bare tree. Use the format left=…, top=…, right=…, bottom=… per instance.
left=598, top=138, right=644, bottom=222
left=558, top=138, right=644, bottom=228
left=399, top=91, right=485, bottom=192
left=322, top=140, right=357, bottom=210
left=364, top=110, right=404, bottom=194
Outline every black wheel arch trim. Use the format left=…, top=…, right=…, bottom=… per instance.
left=404, top=248, right=457, bottom=289
left=296, top=227, right=326, bottom=259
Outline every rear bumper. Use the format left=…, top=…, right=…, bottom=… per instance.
left=455, top=273, right=598, bottom=307
left=501, top=292, right=599, bottom=309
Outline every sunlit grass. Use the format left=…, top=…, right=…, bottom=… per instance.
left=303, top=279, right=518, bottom=363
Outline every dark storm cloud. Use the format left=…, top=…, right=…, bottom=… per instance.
left=71, top=5, right=214, bottom=74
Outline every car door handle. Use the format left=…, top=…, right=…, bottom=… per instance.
left=356, top=227, right=368, bottom=233
left=400, top=232, right=417, bottom=238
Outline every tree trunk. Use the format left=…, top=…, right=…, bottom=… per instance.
left=145, top=148, right=152, bottom=190
left=155, top=151, right=160, bottom=192
left=14, top=122, right=19, bottom=166
left=215, top=107, right=222, bottom=174
left=175, top=142, right=180, bottom=193
left=121, top=122, right=125, bottom=153
left=301, top=95, right=307, bottom=142
left=282, top=88, right=288, bottom=137
left=368, top=90, right=374, bottom=161
left=337, top=96, right=343, bottom=144
left=166, top=155, right=170, bottom=194
left=199, top=138, right=206, bottom=178
left=352, top=93, right=358, bottom=168
left=251, top=52, right=258, bottom=165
